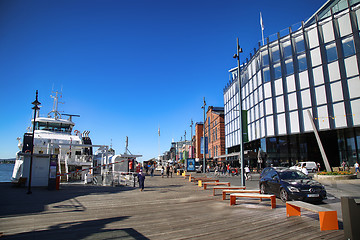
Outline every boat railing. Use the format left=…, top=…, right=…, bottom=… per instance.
left=95, top=171, right=137, bottom=187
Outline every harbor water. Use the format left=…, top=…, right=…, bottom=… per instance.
left=0, top=164, right=14, bottom=182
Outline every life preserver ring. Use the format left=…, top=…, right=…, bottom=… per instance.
left=74, top=130, right=80, bottom=135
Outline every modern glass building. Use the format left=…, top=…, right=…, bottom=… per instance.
left=223, top=0, right=360, bottom=169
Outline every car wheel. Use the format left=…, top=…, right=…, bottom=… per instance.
left=312, top=169, right=316, bottom=173
left=280, top=188, right=288, bottom=202
left=260, top=183, right=266, bottom=194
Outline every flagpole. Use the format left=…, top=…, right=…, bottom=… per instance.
left=158, top=126, right=161, bottom=165
left=260, top=12, right=265, bottom=46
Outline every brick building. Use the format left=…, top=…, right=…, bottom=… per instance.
left=204, top=106, right=226, bottom=166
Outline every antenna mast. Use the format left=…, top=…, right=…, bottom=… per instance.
left=48, top=90, right=64, bottom=119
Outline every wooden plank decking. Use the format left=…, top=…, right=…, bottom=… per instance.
left=0, top=175, right=344, bottom=240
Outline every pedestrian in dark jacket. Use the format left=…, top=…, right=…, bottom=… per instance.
left=138, top=169, right=146, bottom=191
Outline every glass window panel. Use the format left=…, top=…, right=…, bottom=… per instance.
left=298, top=54, right=307, bottom=72
left=311, top=47, right=322, bottom=66
left=348, top=76, right=360, bottom=99
left=262, top=50, right=269, bottom=66
left=333, top=102, right=347, bottom=128
left=332, top=0, right=348, bottom=13
left=257, top=71, right=262, bottom=86
left=286, top=75, right=296, bottom=92
left=285, top=59, right=294, bottom=75
left=264, top=82, right=272, bottom=98
left=356, top=8, right=360, bottom=31
left=276, top=96, right=285, bottom=113
left=259, top=101, right=264, bottom=117
left=345, top=55, right=359, bottom=78
left=342, top=37, right=356, bottom=58
left=315, top=86, right=327, bottom=105
left=307, top=27, right=319, bottom=49
left=295, top=35, right=305, bottom=53
left=290, top=111, right=300, bottom=133
left=265, top=98, right=273, bottom=115
left=313, top=66, right=324, bottom=86
left=266, top=115, right=274, bottom=136
left=263, top=67, right=271, bottom=83
left=283, top=41, right=292, bottom=59
left=351, top=99, right=360, bottom=125
left=299, top=71, right=309, bottom=89
left=351, top=0, right=360, bottom=6
left=322, top=20, right=335, bottom=43
left=274, top=62, right=282, bottom=79
left=338, top=13, right=352, bottom=37
left=317, top=105, right=330, bottom=130
left=278, top=113, right=287, bottom=135
left=301, top=89, right=311, bottom=108
left=288, top=92, right=298, bottom=111
left=260, top=118, right=265, bottom=137
left=330, top=81, right=344, bottom=102
left=303, top=108, right=313, bottom=131
left=274, top=79, right=283, bottom=96
left=255, top=104, right=259, bottom=120
left=254, top=88, right=259, bottom=104
left=326, top=42, right=338, bottom=63
left=328, top=61, right=341, bottom=82
left=272, top=45, right=280, bottom=62
left=259, top=86, right=263, bottom=101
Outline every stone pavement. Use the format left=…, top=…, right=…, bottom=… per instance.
left=0, top=173, right=348, bottom=240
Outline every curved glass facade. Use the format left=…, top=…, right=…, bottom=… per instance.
left=224, top=0, right=360, bottom=168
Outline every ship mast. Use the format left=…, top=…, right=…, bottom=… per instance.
left=48, top=91, right=63, bottom=119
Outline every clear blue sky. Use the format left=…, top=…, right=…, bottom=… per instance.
left=0, top=0, right=325, bottom=161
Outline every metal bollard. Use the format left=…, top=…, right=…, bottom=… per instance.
left=341, top=196, right=360, bottom=240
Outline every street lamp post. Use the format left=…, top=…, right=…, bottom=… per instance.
left=27, top=90, right=41, bottom=194
left=202, top=97, right=206, bottom=173
left=233, top=38, right=245, bottom=186
left=190, top=119, right=193, bottom=158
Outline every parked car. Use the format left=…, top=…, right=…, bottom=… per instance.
left=260, top=167, right=287, bottom=178
left=290, top=161, right=318, bottom=173
left=259, top=168, right=326, bottom=202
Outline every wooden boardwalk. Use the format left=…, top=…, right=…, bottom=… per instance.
left=0, top=175, right=344, bottom=240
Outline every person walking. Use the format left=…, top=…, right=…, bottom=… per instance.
left=301, top=165, right=309, bottom=175
left=138, top=169, right=146, bottom=191
left=166, top=165, right=170, bottom=178
left=150, top=165, right=154, bottom=177
left=244, top=166, right=251, bottom=180
left=170, top=166, right=173, bottom=178
left=161, top=166, right=164, bottom=178
left=355, top=162, right=359, bottom=173
left=342, top=161, right=346, bottom=171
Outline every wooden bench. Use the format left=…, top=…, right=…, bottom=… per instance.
left=223, top=189, right=260, bottom=200
left=198, top=179, right=219, bottom=187
left=213, top=186, right=246, bottom=196
left=189, top=176, right=207, bottom=182
left=183, top=174, right=191, bottom=179
left=203, top=182, right=230, bottom=190
left=286, top=201, right=339, bottom=231
left=230, top=193, right=276, bottom=209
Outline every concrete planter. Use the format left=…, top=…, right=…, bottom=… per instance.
left=314, top=174, right=357, bottom=181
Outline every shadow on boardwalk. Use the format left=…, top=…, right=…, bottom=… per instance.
left=0, top=182, right=136, bottom=217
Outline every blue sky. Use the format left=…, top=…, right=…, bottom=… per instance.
left=0, top=0, right=325, bottom=161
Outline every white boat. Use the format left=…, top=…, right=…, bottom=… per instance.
left=11, top=91, right=107, bottom=184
